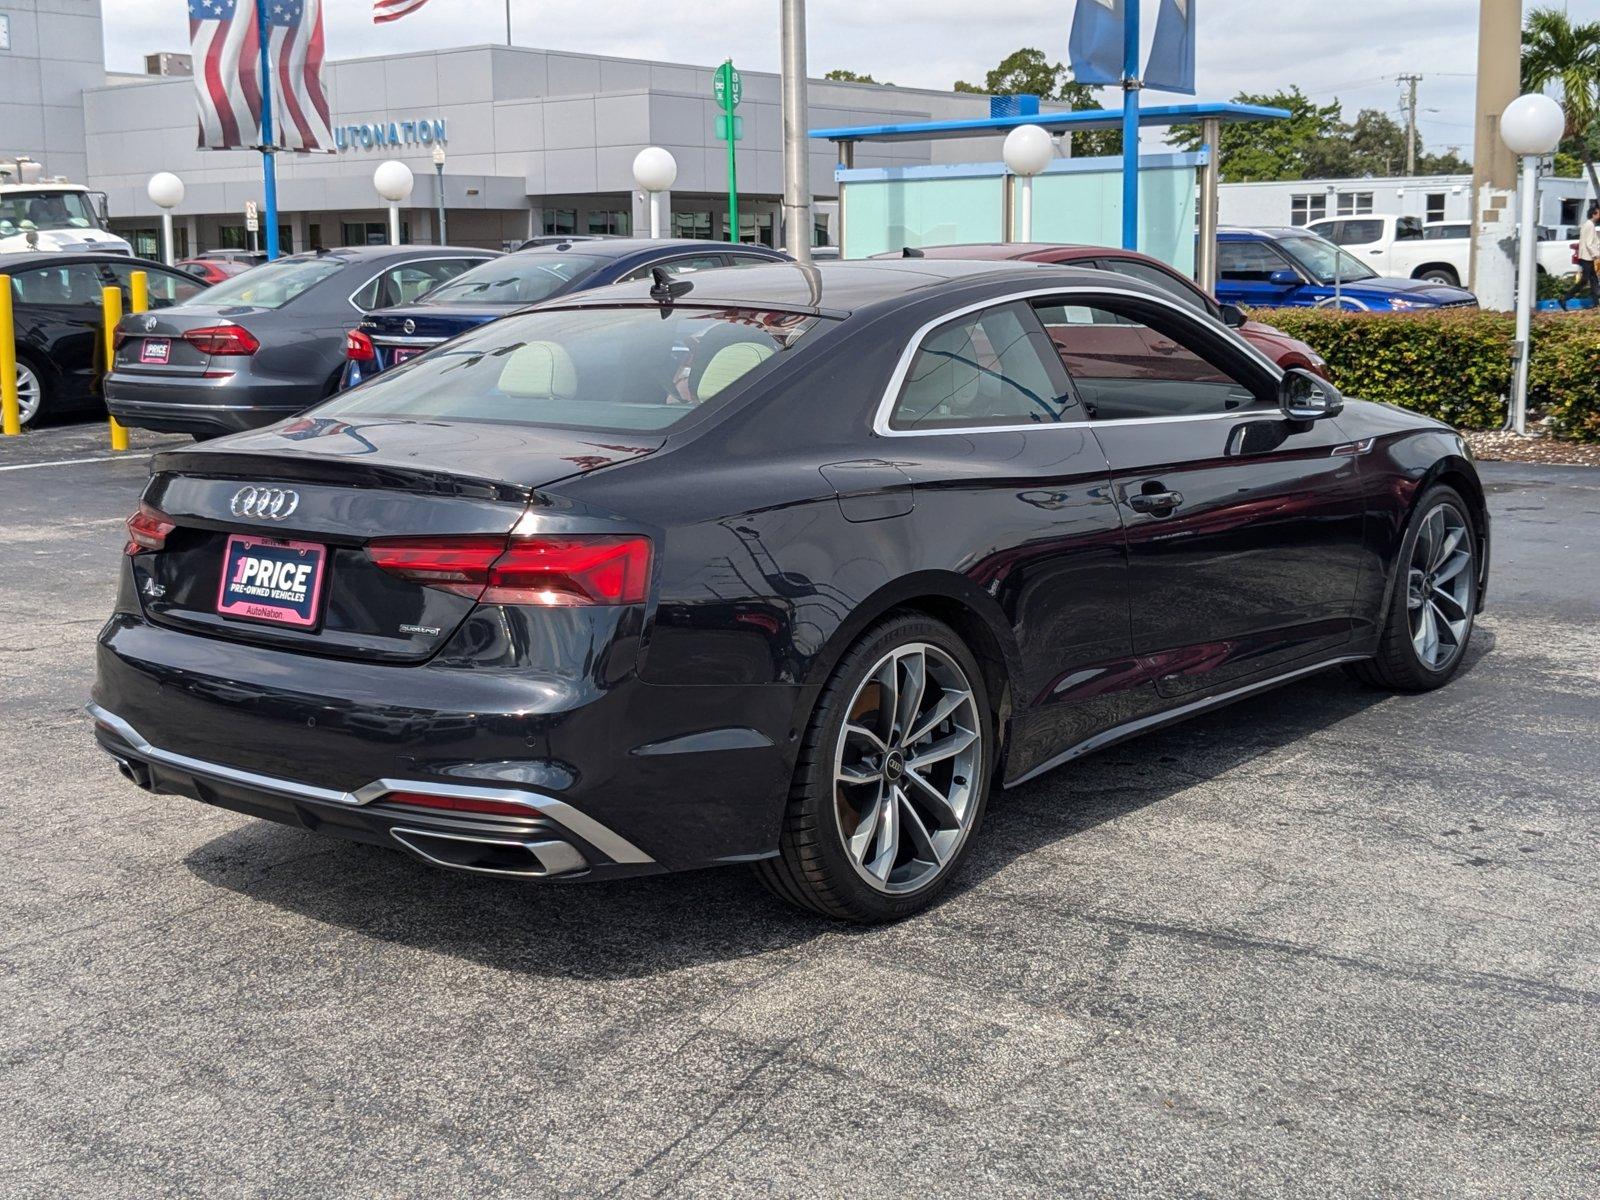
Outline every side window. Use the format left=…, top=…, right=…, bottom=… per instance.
left=1099, top=258, right=1211, bottom=314
left=359, top=258, right=484, bottom=309
left=10, top=264, right=106, bottom=306
left=1307, top=220, right=1341, bottom=243
left=1033, top=300, right=1257, bottom=421
left=621, top=254, right=729, bottom=282
left=103, top=263, right=205, bottom=308
left=1342, top=219, right=1383, bottom=245
left=1217, top=241, right=1292, bottom=281
left=724, top=253, right=775, bottom=269
left=889, top=302, right=1074, bottom=432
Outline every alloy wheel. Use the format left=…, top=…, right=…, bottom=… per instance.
left=15, top=363, right=41, bottom=426
left=833, top=642, right=983, bottom=895
left=1406, top=502, right=1473, bottom=671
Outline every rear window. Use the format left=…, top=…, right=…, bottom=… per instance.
left=193, top=257, right=342, bottom=309
left=316, top=305, right=830, bottom=432
left=423, top=254, right=608, bottom=306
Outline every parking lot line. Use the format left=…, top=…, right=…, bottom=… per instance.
left=0, top=451, right=156, bottom=472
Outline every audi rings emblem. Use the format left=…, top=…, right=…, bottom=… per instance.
left=402, top=318, right=416, bottom=335
left=229, top=485, right=300, bottom=521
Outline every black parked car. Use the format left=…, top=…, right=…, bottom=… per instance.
left=342, top=239, right=789, bottom=387
left=0, top=251, right=207, bottom=427
left=105, top=245, right=497, bottom=438
left=92, top=260, right=1488, bottom=922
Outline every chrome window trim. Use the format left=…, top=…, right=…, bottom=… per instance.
left=87, top=702, right=653, bottom=865
left=345, top=254, right=495, bottom=313
left=370, top=333, right=446, bottom=348
left=870, top=283, right=1286, bottom=439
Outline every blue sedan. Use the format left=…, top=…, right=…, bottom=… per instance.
left=1216, top=227, right=1478, bottom=311
left=342, top=238, right=790, bottom=388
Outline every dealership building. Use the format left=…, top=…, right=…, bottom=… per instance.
left=2, top=0, right=1014, bottom=258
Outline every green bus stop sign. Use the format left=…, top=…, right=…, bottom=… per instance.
left=714, top=63, right=742, bottom=109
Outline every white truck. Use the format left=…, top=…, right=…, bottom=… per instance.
left=1306, top=213, right=1576, bottom=288
left=0, top=157, right=132, bottom=256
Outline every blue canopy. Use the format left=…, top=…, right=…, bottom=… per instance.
left=810, top=101, right=1289, bottom=144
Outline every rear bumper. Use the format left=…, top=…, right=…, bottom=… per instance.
left=90, top=610, right=803, bottom=878
left=90, top=703, right=649, bottom=879
left=105, top=373, right=319, bottom=435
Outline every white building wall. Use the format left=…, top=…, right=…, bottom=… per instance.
left=0, top=0, right=103, bottom=181
left=1220, top=173, right=1595, bottom=230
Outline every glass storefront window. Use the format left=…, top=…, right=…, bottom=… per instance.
left=586, top=210, right=630, bottom=235
left=543, top=209, right=577, bottom=236
left=341, top=221, right=403, bottom=246
left=673, top=210, right=712, bottom=239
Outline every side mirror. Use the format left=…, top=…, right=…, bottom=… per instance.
left=1219, top=302, right=1247, bottom=329
left=1268, top=269, right=1300, bottom=288
left=1279, top=367, right=1343, bottom=421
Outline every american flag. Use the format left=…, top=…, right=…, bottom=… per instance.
left=266, top=0, right=334, bottom=151
left=188, top=0, right=333, bottom=152
left=373, top=0, right=431, bottom=23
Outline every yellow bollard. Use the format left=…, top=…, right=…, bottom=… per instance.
left=130, top=270, right=149, bottom=317
left=0, top=275, right=18, bottom=436
left=102, top=284, right=128, bottom=452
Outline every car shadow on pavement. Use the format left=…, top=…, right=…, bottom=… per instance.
left=184, top=637, right=1491, bottom=980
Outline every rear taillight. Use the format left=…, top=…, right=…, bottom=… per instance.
left=124, top=504, right=175, bottom=555
left=383, top=790, right=535, bottom=818
left=183, top=324, right=259, bottom=356
left=113, top=329, right=128, bottom=349
left=368, top=534, right=652, bottom=606
left=345, top=329, right=376, bottom=361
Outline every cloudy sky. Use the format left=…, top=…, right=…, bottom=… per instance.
left=104, top=0, right=1516, bottom=158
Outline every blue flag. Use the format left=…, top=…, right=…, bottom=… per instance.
left=1145, top=0, right=1196, bottom=94
left=1068, top=0, right=1125, bottom=86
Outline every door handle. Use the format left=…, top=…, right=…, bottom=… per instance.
left=1127, top=486, right=1184, bottom=514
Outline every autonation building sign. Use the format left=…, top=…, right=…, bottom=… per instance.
left=335, top=118, right=448, bottom=152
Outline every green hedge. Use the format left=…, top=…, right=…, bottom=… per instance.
left=1250, top=307, right=1600, bottom=443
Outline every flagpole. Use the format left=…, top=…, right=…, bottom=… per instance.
left=254, top=0, right=281, bottom=260
left=505, top=0, right=512, bottom=45
left=1120, top=0, right=1139, bottom=251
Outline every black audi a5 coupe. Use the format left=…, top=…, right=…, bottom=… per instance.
left=91, top=259, right=1488, bottom=922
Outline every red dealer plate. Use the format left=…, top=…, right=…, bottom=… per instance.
left=216, top=534, right=328, bottom=629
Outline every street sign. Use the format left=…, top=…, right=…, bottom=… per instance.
left=713, top=63, right=742, bottom=109
left=245, top=200, right=259, bottom=232
left=715, top=61, right=741, bottom=243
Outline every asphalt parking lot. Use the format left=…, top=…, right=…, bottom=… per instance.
left=3, top=423, right=1598, bottom=1197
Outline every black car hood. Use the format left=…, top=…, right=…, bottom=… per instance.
left=152, top=415, right=663, bottom=501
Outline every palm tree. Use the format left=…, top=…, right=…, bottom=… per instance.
left=1522, top=6, right=1600, bottom=191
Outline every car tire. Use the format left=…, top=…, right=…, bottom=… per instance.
left=1416, top=267, right=1460, bottom=286
left=1347, top=484, right=1478, bottom=692
left=754, top=612, right=993, bottom=922
left=13, top=355, right=47, bottom=428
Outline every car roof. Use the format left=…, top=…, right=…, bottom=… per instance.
left=552, top=258, right=1128, bottom=317
left=1218, top=226, right=1315, bottom=241
left=513, top=238, right=783, bottom=262
left=278, top=244, right=497, bottom=264
left=0, top=250, right=177, bottom=272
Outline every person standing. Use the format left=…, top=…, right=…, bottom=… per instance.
left=1580, top=203, right=1600, bottom=302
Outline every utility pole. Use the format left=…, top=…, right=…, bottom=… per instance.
left=780, top=0, right=813, bottom=263
left=1468, top=0, right=1521, bottom=309
left=1398, top=73, right=1422, bottom=175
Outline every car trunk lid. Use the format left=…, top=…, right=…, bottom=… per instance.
left=132, top=419, right=662, bottom=662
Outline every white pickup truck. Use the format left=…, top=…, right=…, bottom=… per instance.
left=1306, top=213, right=1576, bottom=288
left=0, top=157, right=132, bottom=256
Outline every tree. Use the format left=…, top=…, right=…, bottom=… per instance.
left=824, top=69, right=885, bottom=85
left=1168, top=87, right=1342, bottom=182
left=953, top=48, right=1119, bottom=156
left=1522, top=6, right=1600, bottom=192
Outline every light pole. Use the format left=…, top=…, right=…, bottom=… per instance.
left=373, top=160, right=414, bottom=246
left=1500, top=93, right=1564, bottom=436
left=432, top=144, right=447, bottom=246
left=1002, top=125, right=1053, bottom=242
left=147, top=173, right=184, bottom=265
left=780, top=0, right=812, bottom=263
left=632, top=147, right=677, bottom=238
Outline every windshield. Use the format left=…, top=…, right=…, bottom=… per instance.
left=422, top=254, right=608, bottom=306
left=1276, top=235, right=1378, bottom=284
left=317, top=304, right=832, bottom=433
left=0, top=190, right=99, bottom=235
left=193, top=257, right=342, bottom=309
